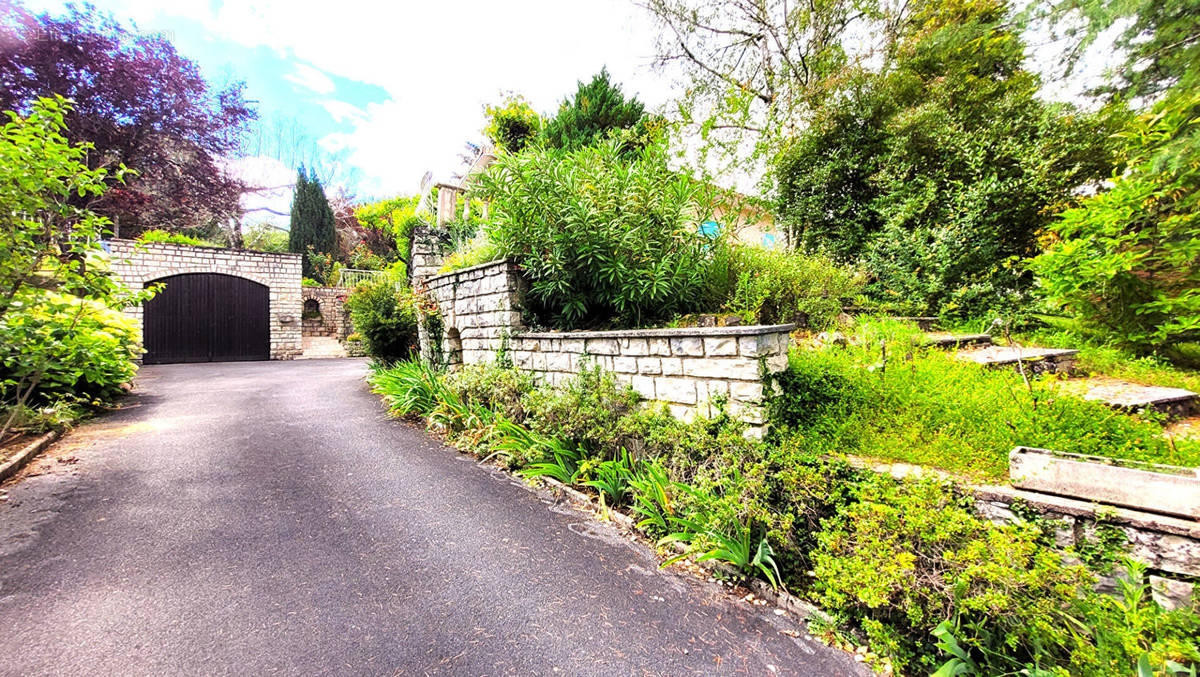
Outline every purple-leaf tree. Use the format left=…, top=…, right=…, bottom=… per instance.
left=0, top=2, right=256, bottom=237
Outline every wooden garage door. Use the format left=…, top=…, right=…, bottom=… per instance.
left=142, top=273, right=270, bottom=364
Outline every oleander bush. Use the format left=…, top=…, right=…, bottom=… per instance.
left=474, top=138, right=716, bottom=328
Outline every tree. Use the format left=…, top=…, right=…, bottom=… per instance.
left=0, top=96, right=154, bottom=439
left=775, top=0, right=1120, bottom=316
left=1030, top=90, right=1200, bottom=354
left=0, top=2, right=255, bottom=236
left=642, top=0, right=908, bottom=180
left=288, top=168, right=337, bottom=280
left=483, top=93, right=543, bottom=153
left=1037, top=0, right=1200, bottom=100
left=542, top=69, right=647, bottom=152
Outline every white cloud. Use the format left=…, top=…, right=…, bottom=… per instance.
left=80, top=0, right=668, bottom=199
left=285, top=63, right=336, bottom=95
left=320, top=100, right=367, bottom=124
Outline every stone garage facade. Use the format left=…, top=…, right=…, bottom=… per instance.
left=105, top=239, right=303, bottom=361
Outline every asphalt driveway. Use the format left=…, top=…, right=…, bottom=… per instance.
left=0, top=359, right=866, bottom=676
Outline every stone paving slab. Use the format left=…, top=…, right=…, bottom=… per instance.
left=1057, top=377, right=1197, bottom=416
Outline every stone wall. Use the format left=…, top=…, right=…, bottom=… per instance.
left=105, top=239, right=303, bottom=360
left=862, top=457, right=1199, bottom=610
left=976, top=484, right=1199, bottom=610
left=301, top=286, right=352, bottom=340
left=410, top=226, right=448, bottom=281
left=421, top=259, right=526, bottom=366
left=509, top=326, right=792, bottom=433
left=418, top=258, right=792, bottom=435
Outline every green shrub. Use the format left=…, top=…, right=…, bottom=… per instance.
left=483, top=93, right=543, bottom=153
left=718, top=245, right=864, bottom=328
left=443, top=362, right=535, bottom=422
left=368, top=360, right=447, bottom=417
left=1030, top=90, right=1200, bottom=355
left=523, top=363, right=645, bottom=456
left=438, top=235, right=501, bottom=273
left=0, top=291, right=141, bottom=409
left=475, top=138, right=716, bottom=328
left=137, top=229, right=213, bottom=247
left=344, top=283, right=418, bottom=364
left=812, top=475, right=1095, bottom=674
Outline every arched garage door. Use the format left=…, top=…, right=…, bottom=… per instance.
left=142, top=273, right=270, bottom=364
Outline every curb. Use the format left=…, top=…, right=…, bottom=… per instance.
left=0, top=430, right=60, bottom=484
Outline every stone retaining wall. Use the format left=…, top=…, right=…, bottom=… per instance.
left=301, top=286, right=352, bottom=340
left=977, top=484, right=1199, bottom=610
left=862, top=458, right=1199, bottom=609
left=105, top=239, right=302, bottom=360
left=417, top=258, right=792, bottom=434
left=510, top=326, right=792, bottom=432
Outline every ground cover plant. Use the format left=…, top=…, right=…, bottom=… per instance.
left=368, top=357, right=1199, bottom=676
left=767, top=318, right=1200, bottom=479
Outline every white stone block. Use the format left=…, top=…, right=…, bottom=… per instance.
left=655, top=377, right=697, bottom=404
left=704, top=337, right=738, bottom=356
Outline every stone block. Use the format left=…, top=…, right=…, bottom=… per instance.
left=667, top=404, right=697, bottom=423
left=546, top=352, right=574, bottom=372
left=1125, top=529, right=1200, bottom=577
left=738, top=335, right=770, bottom=357
left=637, top=357, right=662, bottom=375
left=655, top=377, right=698, bottom=404
left=648, top=338, right=671, bottom=356
left=586, top=338, right=620, bottom=355
left=683, top=358, right=760, bottom=381
left=704, top=337, right=738, bottom=356
left=622, top=338, right=651, bottom=356
left=766, top=353, right=788, bottom=373
left=669, top=337, right=705, bottom=357
left=1150, top=576, right=1197, bottom=611
left=660, top=357, right=683, bottom=376
left=631, top=376, right=657, bottom=399
left=561, top=339, right=585, bottom=353
left=613, top=356, right=638, bottom=373
left=729, top=381, right=764, bottom=403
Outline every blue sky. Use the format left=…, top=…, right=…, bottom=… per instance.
left=26, top=0, right=668, bottom=221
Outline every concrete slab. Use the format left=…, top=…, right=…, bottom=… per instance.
left=1057, top=377, right=1197, bottom=417
left=956, top=345, right=1079, bottom=374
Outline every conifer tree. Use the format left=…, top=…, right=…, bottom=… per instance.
left=288, top=167, right=337, bottom=280
left=543, top=69, right=647, bottom=152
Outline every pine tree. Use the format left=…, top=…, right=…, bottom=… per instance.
left=288, top=167, right=337, bottom=280
left=542, top=68, right=646, bottom=152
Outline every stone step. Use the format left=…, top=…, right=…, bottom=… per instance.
left=1057, top=378, right=1198, bottom=418
left=924, top=332, right=993, bottom=349
left=955, top=345, right=1080, bottom=375
left=299, top=336, right=348, bottom=360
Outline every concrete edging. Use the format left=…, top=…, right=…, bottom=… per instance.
left=0, top=431, right=60, bottom=483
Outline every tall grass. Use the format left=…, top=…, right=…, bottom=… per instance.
left=770, top=319, right=1200, bottom=479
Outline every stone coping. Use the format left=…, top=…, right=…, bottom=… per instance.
left=104, top=238, right=302, bottom=259
left=514, top=324, right=797, bottom=340
left=424, top=258, right=512, bottom=283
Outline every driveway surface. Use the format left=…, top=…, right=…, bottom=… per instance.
left=0, top=360, right=866, bottom=676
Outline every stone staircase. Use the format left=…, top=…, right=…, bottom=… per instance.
left=298, top=335, right=349, bottom=360
left=918, top=325, right=1198, bottom=420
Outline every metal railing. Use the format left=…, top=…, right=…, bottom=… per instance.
left=337, top=268, right=405, bottom=289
